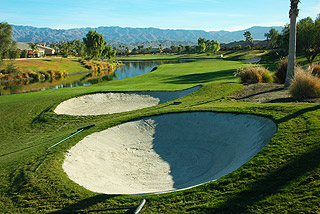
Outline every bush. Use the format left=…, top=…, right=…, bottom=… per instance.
left=289, top=68, right=320, bottom=98
left=235, top=66, right=273, bottom=84
left=20, top=50, right=28, bottom=58
left=260, top=69, right=273, bottom=83
left=233, top=45, right=242, bottom=50
left=244, top=45, right=251, bottom=50
left=28, top=71, right=41, bottom=81
left=274, top=58, right=288, bottom=83
left=3, top=62, right=20, bottom=74
left=311, top=64, right=320, bottom=78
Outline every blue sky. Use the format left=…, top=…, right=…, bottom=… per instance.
left=0, top=0, right=319, bottom=31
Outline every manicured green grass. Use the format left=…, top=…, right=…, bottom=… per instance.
left=116, top=50, right=267, bottom=61
left=1, top=58, right=87, bottom=73
left=0, top=57, right=319, bottom=213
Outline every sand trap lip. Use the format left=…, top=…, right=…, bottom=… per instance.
left=54, top=86, right=200, bottom=115
left=63, top=112, right=277, bottom=195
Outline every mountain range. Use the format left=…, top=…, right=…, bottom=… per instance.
left=11, top=25, right=283, bottom=45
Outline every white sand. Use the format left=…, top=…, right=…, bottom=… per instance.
left=241, top=57, right=261, bottom=63
left=54, top=86, right=200, bottom=116
left=63, top=112, right=276, bottom=194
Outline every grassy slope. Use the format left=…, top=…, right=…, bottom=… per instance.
left=1, top=58, right=87, bottom=73
left=0, top=58, right=319, bottom=213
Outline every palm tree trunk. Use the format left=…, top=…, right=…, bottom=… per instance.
left=284, top=0, right=299, bottom=87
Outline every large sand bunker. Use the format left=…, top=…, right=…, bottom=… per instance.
left=54, top=86, right=200, bottom=115
left=63, top=112, right=277, bottom=195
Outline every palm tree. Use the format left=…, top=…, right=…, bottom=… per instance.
left=28, top=42, right=39, bottom=57
left=285, top=0, right=300, bottom=87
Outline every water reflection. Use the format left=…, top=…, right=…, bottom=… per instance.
left=0, top=60, right=194, bottom=95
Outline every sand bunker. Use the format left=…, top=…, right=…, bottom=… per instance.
left=241, top=57, right=261, bottom=63
left=54, top=86, right=200, bottom=115
left=63, top=112, right=276, bottom=194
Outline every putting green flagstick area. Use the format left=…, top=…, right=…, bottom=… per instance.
left=0, top=59, right=319, bottom=213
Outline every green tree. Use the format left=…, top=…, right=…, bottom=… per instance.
left=170, top=45, right=178, bottom=53
left=125, top=47, right=130, bottom=56
left=265, top=28, right=280, bottom=48
left=296, top=16, right=320, bottom=67
left=243, top=31, right=253, bottom=45
left=0, top=22, right=18, bottom=65
left=275, top=25, right=290, bottom=55
left=185, top=45, right=191, bottom=52
left=63, top=42, right=72, bottom=57
left=28, top=42, right=39, bottom=57
left=210, top=40, right=220, bottom=54
left=72, top=40, right=85, bottom=57
left=20, top=49, right=28, bottom=58
left=285, top=0, right=300, bottom=87
left=197, top=37, right=206, bottom=52
left=83, top=30, right=106, bottom=59
left=158, top=44, right=163, bottom=54
left=8, top=41, right=19, bottom=59
left=102, top=45, right=115, bottom=59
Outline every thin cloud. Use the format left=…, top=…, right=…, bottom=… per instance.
left=187, top=11, right=251, bottom=18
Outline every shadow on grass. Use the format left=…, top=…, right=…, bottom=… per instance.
left=50, top=194, right=116, bottom=214
left=163, top=69, right=236, bottom=85
left=189, top=146, right=320, bottom=213
left=276, top=105, right=320, bottom=124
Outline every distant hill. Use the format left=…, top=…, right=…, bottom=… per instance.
left=11, top=25, right=283, bottom=45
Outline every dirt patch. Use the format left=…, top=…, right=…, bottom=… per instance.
left=229, top=83, right=320, bottom=103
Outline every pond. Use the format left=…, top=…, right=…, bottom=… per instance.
left=0, top=60, right=194, bottom=96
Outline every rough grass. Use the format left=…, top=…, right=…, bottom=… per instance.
left=236, top=66, right=273, bottom=84
left=289, top=68, right=320, bottom=98
left=274, top=58, right=288, bottom=84
left=311, top=64, right=320, bottom=78
left=0, top=58, right=320, bottom=213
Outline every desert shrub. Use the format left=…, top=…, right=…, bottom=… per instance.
left=274, top=58, right=288, bottom=83
left=28, top=71, right=41, bottom=81
left=235, top=66, right=273, bottom=84
left=46, top=70, right=54, bottom=77
left=22, top=72, right=29, bottom=79
left=311, top=64, right=320, bottom=78
left=89, top=63, right=95, bottom=70
left=289, top=68, right=320, bottom=98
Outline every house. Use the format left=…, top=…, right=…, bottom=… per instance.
left=16, top=42, right=55, bottom=57
left=37, top=45, right=55, bottom=56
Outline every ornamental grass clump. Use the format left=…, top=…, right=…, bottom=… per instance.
left=311, top=64, right=320, bottom=78
left=289, top=68, right=320, bottom=99
left=274, top=58, right=288, bottom=83
left=236, top=66, right=273, bottom=84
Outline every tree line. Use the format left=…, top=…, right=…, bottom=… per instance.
left=0, top=24, right=116, bottom=63
left=264, top=14, right=320, bottom=66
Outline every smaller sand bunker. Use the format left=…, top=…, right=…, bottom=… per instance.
left=54, top=86, right=200, bottom=115
left=63, top=112, right=277, bottom=194
left=241, top=57, right=261, bottom=63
